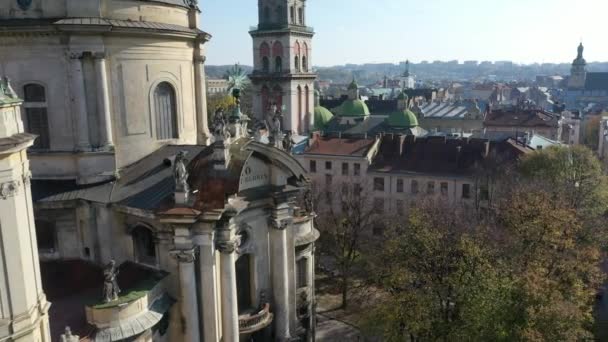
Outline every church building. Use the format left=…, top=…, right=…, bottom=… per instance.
left=0, top=1, right=318, bottom=341
left=565, top=43, right=608, bottom=110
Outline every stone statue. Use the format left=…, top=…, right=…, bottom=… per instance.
left=183, top=0, right=198, bottom=9
left=103, top=260, right=120, bottom=303
left=173, top=151, right=189, bottom=193
left=304, top=187, right=313, bottom=213
left=213, top=108, right=230, bottom=141
left=282, top=131, right=294, bottom=152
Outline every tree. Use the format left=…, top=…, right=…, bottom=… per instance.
left=365, top=201, right=512, bottom=341
left=314, top=179, right=381, bottom=309
left=517, top=145, right=608, bottom=218
left=583, top=115, right=601, bottom=151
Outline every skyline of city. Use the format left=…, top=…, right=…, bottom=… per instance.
left=203, top=0, right=608, bottom=66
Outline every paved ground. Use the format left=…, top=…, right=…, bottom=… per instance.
left=316, top=313, right=363, bottom=342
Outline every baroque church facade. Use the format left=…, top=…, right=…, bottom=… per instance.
left=0, top=1, right=318, bottom=341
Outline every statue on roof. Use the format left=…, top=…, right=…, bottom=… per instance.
left=282, top=131, right=294, bottom=152
left=183, top=0, right=198, bottom=9
left=103, top=260, right=120, bottom=303
left=212, top=108, right=230, bottom=141
left=173, top=151, right=189, bottom=194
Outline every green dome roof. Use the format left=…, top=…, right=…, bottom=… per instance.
left=387, top=109, right=419, bottom=128
left=314, top=106, right=334, bottom=130
left=335, top=99, right=370, bottom=117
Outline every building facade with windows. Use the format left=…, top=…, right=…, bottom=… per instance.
left=249, top=0, right=317, bottom=135
left=0, top=0, right=212, bottom=184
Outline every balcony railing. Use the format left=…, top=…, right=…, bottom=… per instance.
left=239, top=303, right=274, bottom=334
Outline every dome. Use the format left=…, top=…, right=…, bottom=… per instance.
left=335, top=99, right=370, bottom=117
left=387, top=109, right=419, bottom=128
left=314, top=106, right=334, bottom=130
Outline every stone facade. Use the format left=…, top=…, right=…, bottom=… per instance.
left=249, top=0, right=316, bottom=135
left=0, top=0, right=212, bottom=184
left=0, top=77, right=51, bottom=342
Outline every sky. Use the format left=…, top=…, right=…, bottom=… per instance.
left=202, top=0, right=608, bottom=67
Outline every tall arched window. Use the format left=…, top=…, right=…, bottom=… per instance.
left=305, top=85, right=310, bottom=132
left=297, top=86, right=302, bottom=133
left=132, top=226, right=157, bottom=266
left=289, top=6, right=295, bottom=23
left=261, top=86, right=270, bottom=113
left=294, top=41, right=301, bottom=72
left=23, top=83, right=50, bottom=149
left=153, top=82, right=178, bottom=140
left=272, top=41, right=284, bottom=73
left=262, top=57, right=270, bottom=73
left=303, top=42, right=309, bottom=72
left=273, top=85, right=283, bottom=110
left=295, top=56, right=300, bottom=72
left=275, top=56, right=282, bottom=73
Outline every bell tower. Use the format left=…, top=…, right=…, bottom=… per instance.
left=250, top=0, right=317, bottom=135
left=568, top=43, right=587, bottom=89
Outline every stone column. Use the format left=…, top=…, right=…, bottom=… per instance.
left=171, top=249, right=201, bottom=342
left=94, top=52, right=114, bottom=150
left=270, top=212, right=293, bottom=341
left=68, top=52, right=91, bottom=151
left=217, top=238, right=239, bottom=342
left=195, top=228, right=221, bottom=342
left=194, top=51, right=211, bottom=145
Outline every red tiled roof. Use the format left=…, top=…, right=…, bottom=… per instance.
left=484, top=109, right=559, bottom=128
left=305, top=137, right=377, bottom=157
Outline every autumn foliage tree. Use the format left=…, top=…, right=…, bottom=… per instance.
left=364, top=145, right=608, bottom=341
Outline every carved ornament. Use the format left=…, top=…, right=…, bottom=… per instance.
left=0, top=180, right=20, bottom=200
left=170, top=248, right=196, bottom=263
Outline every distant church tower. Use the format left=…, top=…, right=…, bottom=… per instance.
left=568, top=43, right=587, bottom=89
left=400, top=60, right=415, bottom=89
left=0, top=77, right=50, bottom=341
left=250, top=0, right=317, bottom=135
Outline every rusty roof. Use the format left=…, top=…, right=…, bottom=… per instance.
left=304, top=136, right=377, bottom=157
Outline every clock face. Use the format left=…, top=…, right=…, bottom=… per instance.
left=17, top=0, right=32, bottom=10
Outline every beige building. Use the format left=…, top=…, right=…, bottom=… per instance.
left=207, top=78, right=230, bottom=95
left=0, top=77, right=51, bottom=341
left=0, top=0, right=212, bottom=185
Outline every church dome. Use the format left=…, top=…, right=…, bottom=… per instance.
left=387, top=109, right=419, bottom=128
left=314, top=106, right=334, bottom=130
left=335, top=99, right=370, bottom=117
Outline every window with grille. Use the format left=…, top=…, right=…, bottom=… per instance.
left=396, top=179, right=404, bottom=193
left=153, top=82, right=178, bottom=140
left=23, top=84, right=50, bottom=149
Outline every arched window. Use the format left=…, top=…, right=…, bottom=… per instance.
left=303, top=42, right=309, bottom=71
left=132, top=226, right=156, bottom=265
left=272, top=41, right=283, bottom=57
left=273, top=85, right=283, bottom=110
left=294, top=41, right=301, bottom=72
left=261, top=86, right=270, bottom=113
left=262, top=57, right=270, bottom=73
left=305, top=85, right=310, bottom=131
left=153, top=82, right=178, bottom=140
left=295, top=56, right=300, bottom=72
left=289, top=6, right=295, bottom=23
left=275, top=56, right=282, bottom=73
left=23, top=84, right=50, bottom=149
left=298, top=7, right=304, bottom=25
left=302, top=56, right=308, bottom=72
left=297, top=86, right=302, bottom=133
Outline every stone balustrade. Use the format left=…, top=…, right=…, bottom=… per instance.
left=238, top=303, right=274, bottom=334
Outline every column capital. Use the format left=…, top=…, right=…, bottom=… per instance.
left=93, top=51, right=107, bottom=60
left=68, top=51, right=83, bottom=60
left=216, top=239, right=237, bottom=254
left=194, top=54, right=206, bottom=64
left=170, top=248, right=196, bottom=263
left=269, top=218, right=293, bottom=231
left=0, top=180, right=20, bottom=200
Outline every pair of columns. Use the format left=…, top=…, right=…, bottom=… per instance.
left=171, top=205, right=294, bottom=342
left=68, top=51, right=114, bottom=151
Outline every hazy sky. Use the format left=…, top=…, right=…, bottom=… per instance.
left=202, top=0, right=608, bottom=66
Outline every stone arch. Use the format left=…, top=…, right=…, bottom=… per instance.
left=152, top=81, right=178, bottom=140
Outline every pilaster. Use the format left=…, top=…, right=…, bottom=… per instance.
left=68, top=52, right=91, bottom=151
left=215, top=213, right=240, bottom=342
left=170, top=248, right=201, bottom=342
left=93, top=52, right=114, bottom=150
